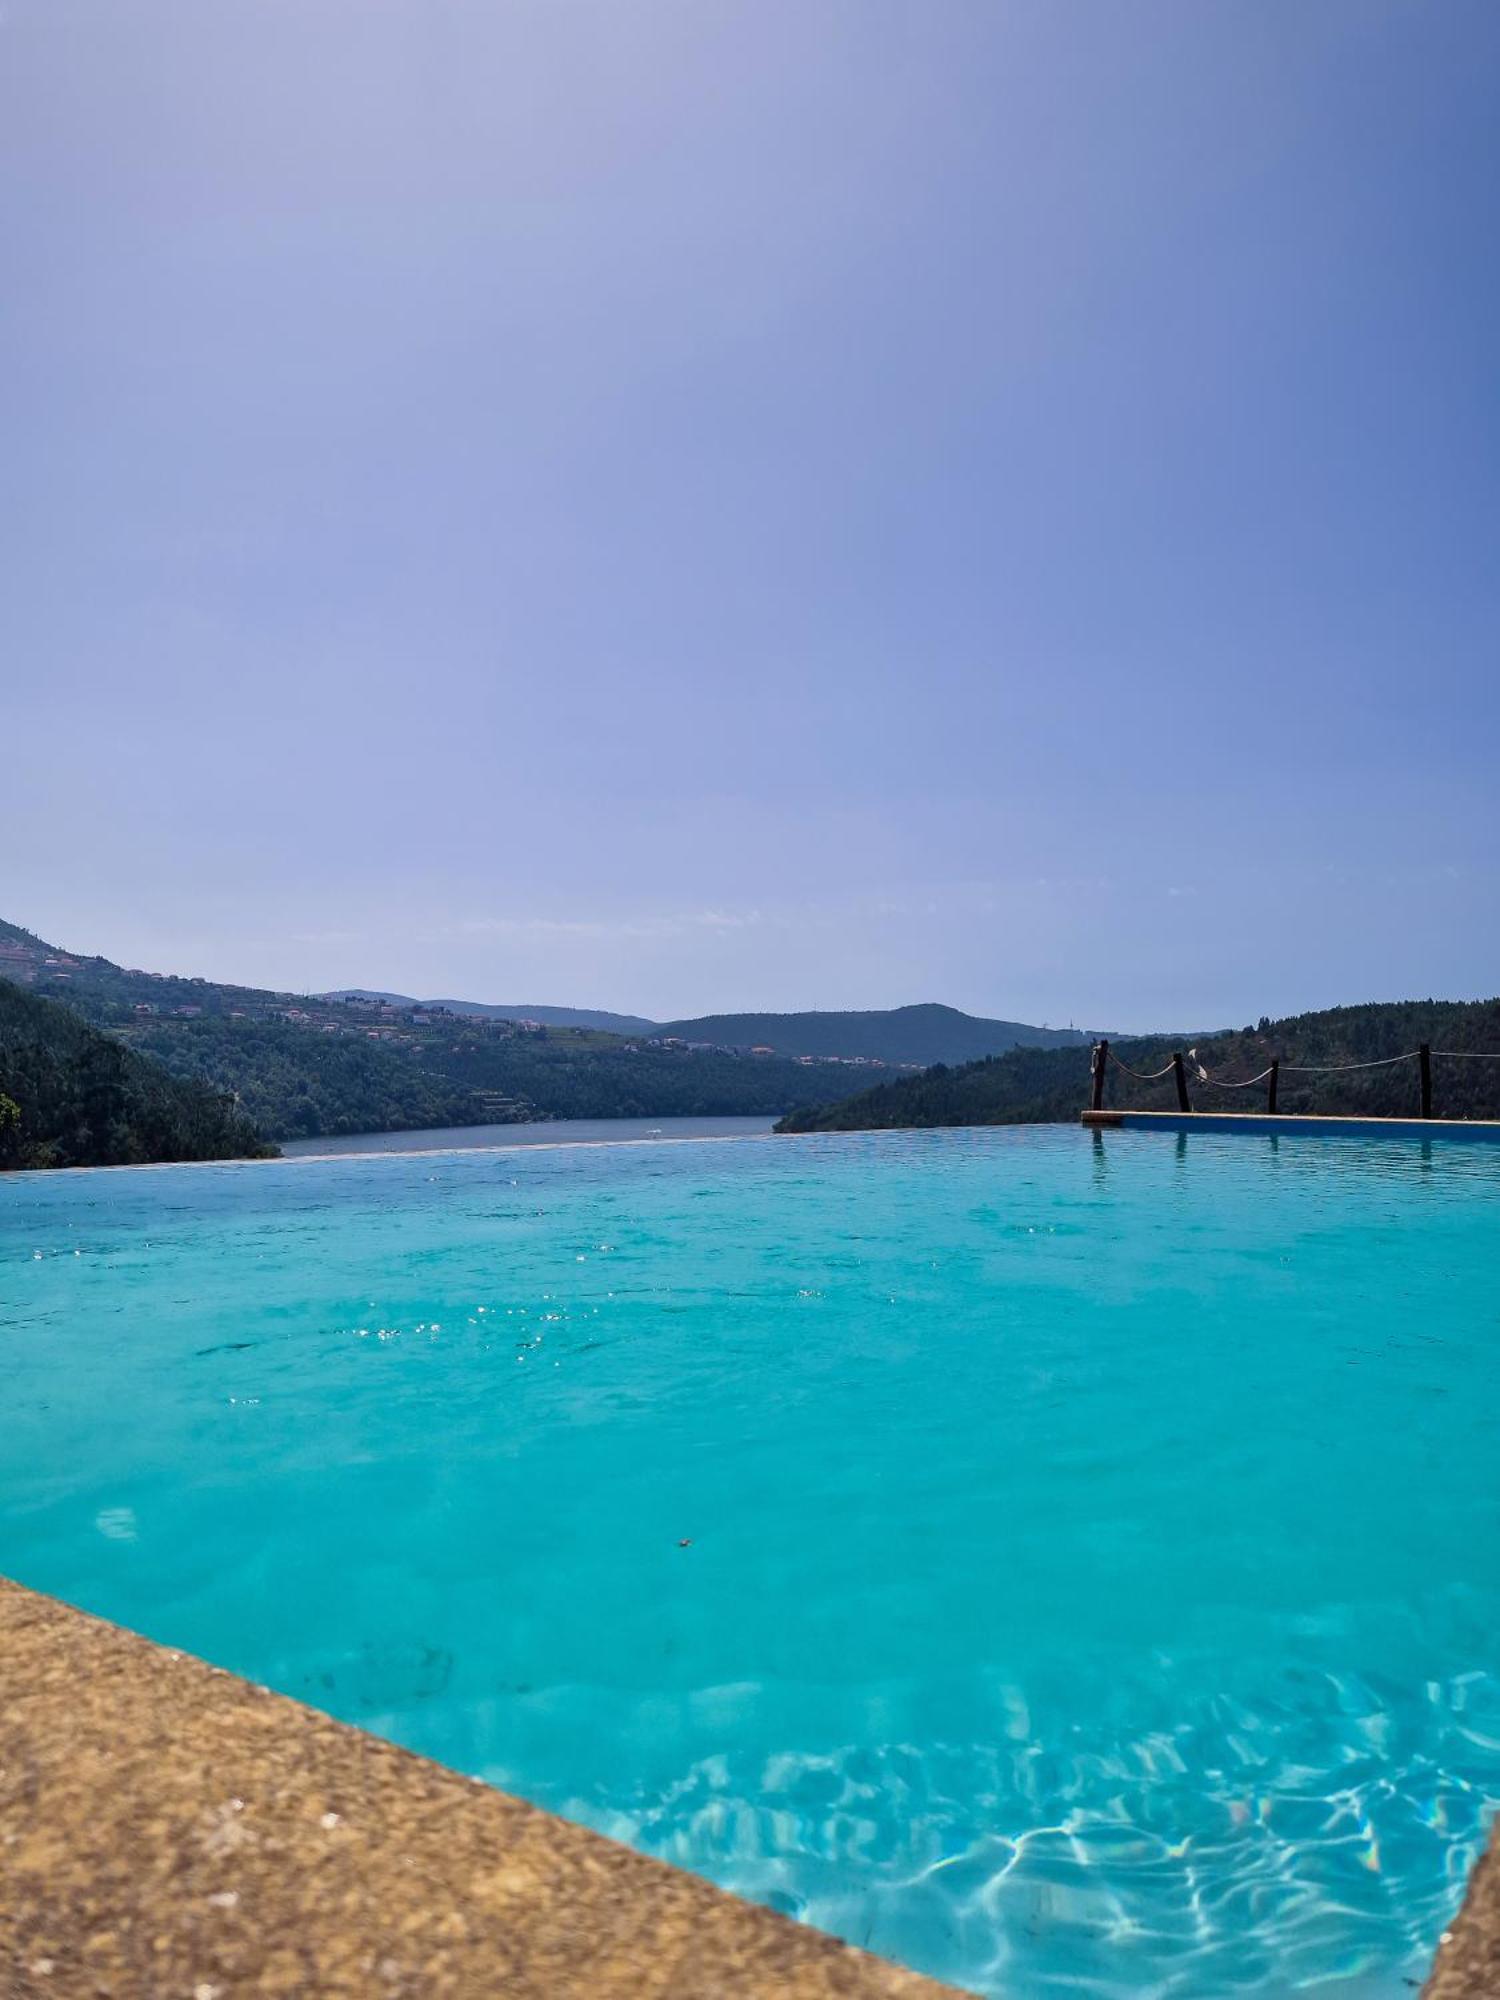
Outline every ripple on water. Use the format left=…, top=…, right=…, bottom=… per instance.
left=3, top=1124, right=1499, bottom=1996
left=525, top=1668, right=1497, bottom=1997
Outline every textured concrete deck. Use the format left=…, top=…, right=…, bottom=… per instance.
left=1424, top=1817, right=1500, bottom=1996
left=0, top=1576, right=963, bottom=2000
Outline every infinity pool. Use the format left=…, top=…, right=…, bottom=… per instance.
left=4, top=1127, right=1498, bottom=1995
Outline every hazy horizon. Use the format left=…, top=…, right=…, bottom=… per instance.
left=5, top=1, right=1497, bottom=1024
left=8, top=899, right=1491, bottom=1043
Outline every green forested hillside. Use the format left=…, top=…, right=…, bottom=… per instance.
left=417, top=1027, right=860, bottom=1121
left=652, top=1003, right=1094, bottom=1066
left=778, top=999, right=1500, bottom=1132
left=125, top=1016, right=487, bottom=1139
left=0, top=980, right=275, bottom=1169
left=127, top=1010, right=868, bottom=1137
left=0, top=920, right=874, bottom=1140
left=21, top=913, right=1492, bottom=1147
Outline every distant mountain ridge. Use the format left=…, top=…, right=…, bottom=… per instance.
left=652, top=1003, right=1096, bottom=1068
left=323, top=994, right=1095, bottom=1066
left=0, top=919, right=890, bottom=1142
left=324, top=994, right=1099, bottom=1066
left=2, top=913, right=1117, bottom=1150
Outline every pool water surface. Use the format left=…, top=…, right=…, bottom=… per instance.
left=3, top=1126, right=1498, bottom=1995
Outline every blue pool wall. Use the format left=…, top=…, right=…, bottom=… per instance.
left=1086, top=1110, right=1500, bottom=1143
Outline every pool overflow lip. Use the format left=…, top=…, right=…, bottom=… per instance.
left=0, top=1575, right=964, bottom=2000
left=1081, top=1109, right=1500, bottom=1140
left=1086, top=1036, right=1500, bottom=1137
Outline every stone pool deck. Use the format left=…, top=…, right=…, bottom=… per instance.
left=0, top=1576, right=961, bottom=2000
left=1425, top=1819, right=1500, bottom=1997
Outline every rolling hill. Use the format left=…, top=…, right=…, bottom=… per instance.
left=652, top=1003, right=1096, bottom=1068
left=324, top=990, right=657, bottom=1035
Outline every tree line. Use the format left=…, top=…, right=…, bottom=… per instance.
left=778, top=999, right=1500, bottom=1132
left=0, top=980, right=275, bottom=1169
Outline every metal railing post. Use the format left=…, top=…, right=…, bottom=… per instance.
left=1172, top=1052, right=1192, bottom=1114
left=1090, top=1040, right=1109, bottom=1112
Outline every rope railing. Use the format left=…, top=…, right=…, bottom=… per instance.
left=1186, top=1065, right=1276, bottom=1090
left=1278, top=1053, right=1415, bottom=1073
left=1088, top=1035, right=1496, bottom=1121
left=1106, top=1056, right=1178, bottom=1082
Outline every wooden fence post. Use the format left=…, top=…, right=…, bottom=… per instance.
left=1267, top=1059, right=1279, bottom=1114
left=1172, top=1052, right=1192, bottom=1114
left=1091, top=1040, right=1109, bottom=1112
left=1419, top=1043, right=1433, bottom=1119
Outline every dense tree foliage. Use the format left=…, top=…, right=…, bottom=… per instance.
left=126, top=1017, right=487, bottom=1138
left=778, top=999, right=1500, bottom=1132
left=0, top=981, right=276, bottom=1169
left=124, top=1015, right=869, bottom=1136
left=419, top=1028, right=871, bottom=1121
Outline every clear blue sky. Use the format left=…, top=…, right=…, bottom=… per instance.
left=4, top=1, right=1497, bottom=1028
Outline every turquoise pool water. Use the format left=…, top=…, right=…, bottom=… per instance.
left=3, top=1126, right=1498, bottom=1996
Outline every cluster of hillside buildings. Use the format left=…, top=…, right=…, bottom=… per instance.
left=639, top=1033, right=888, bottom=1068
